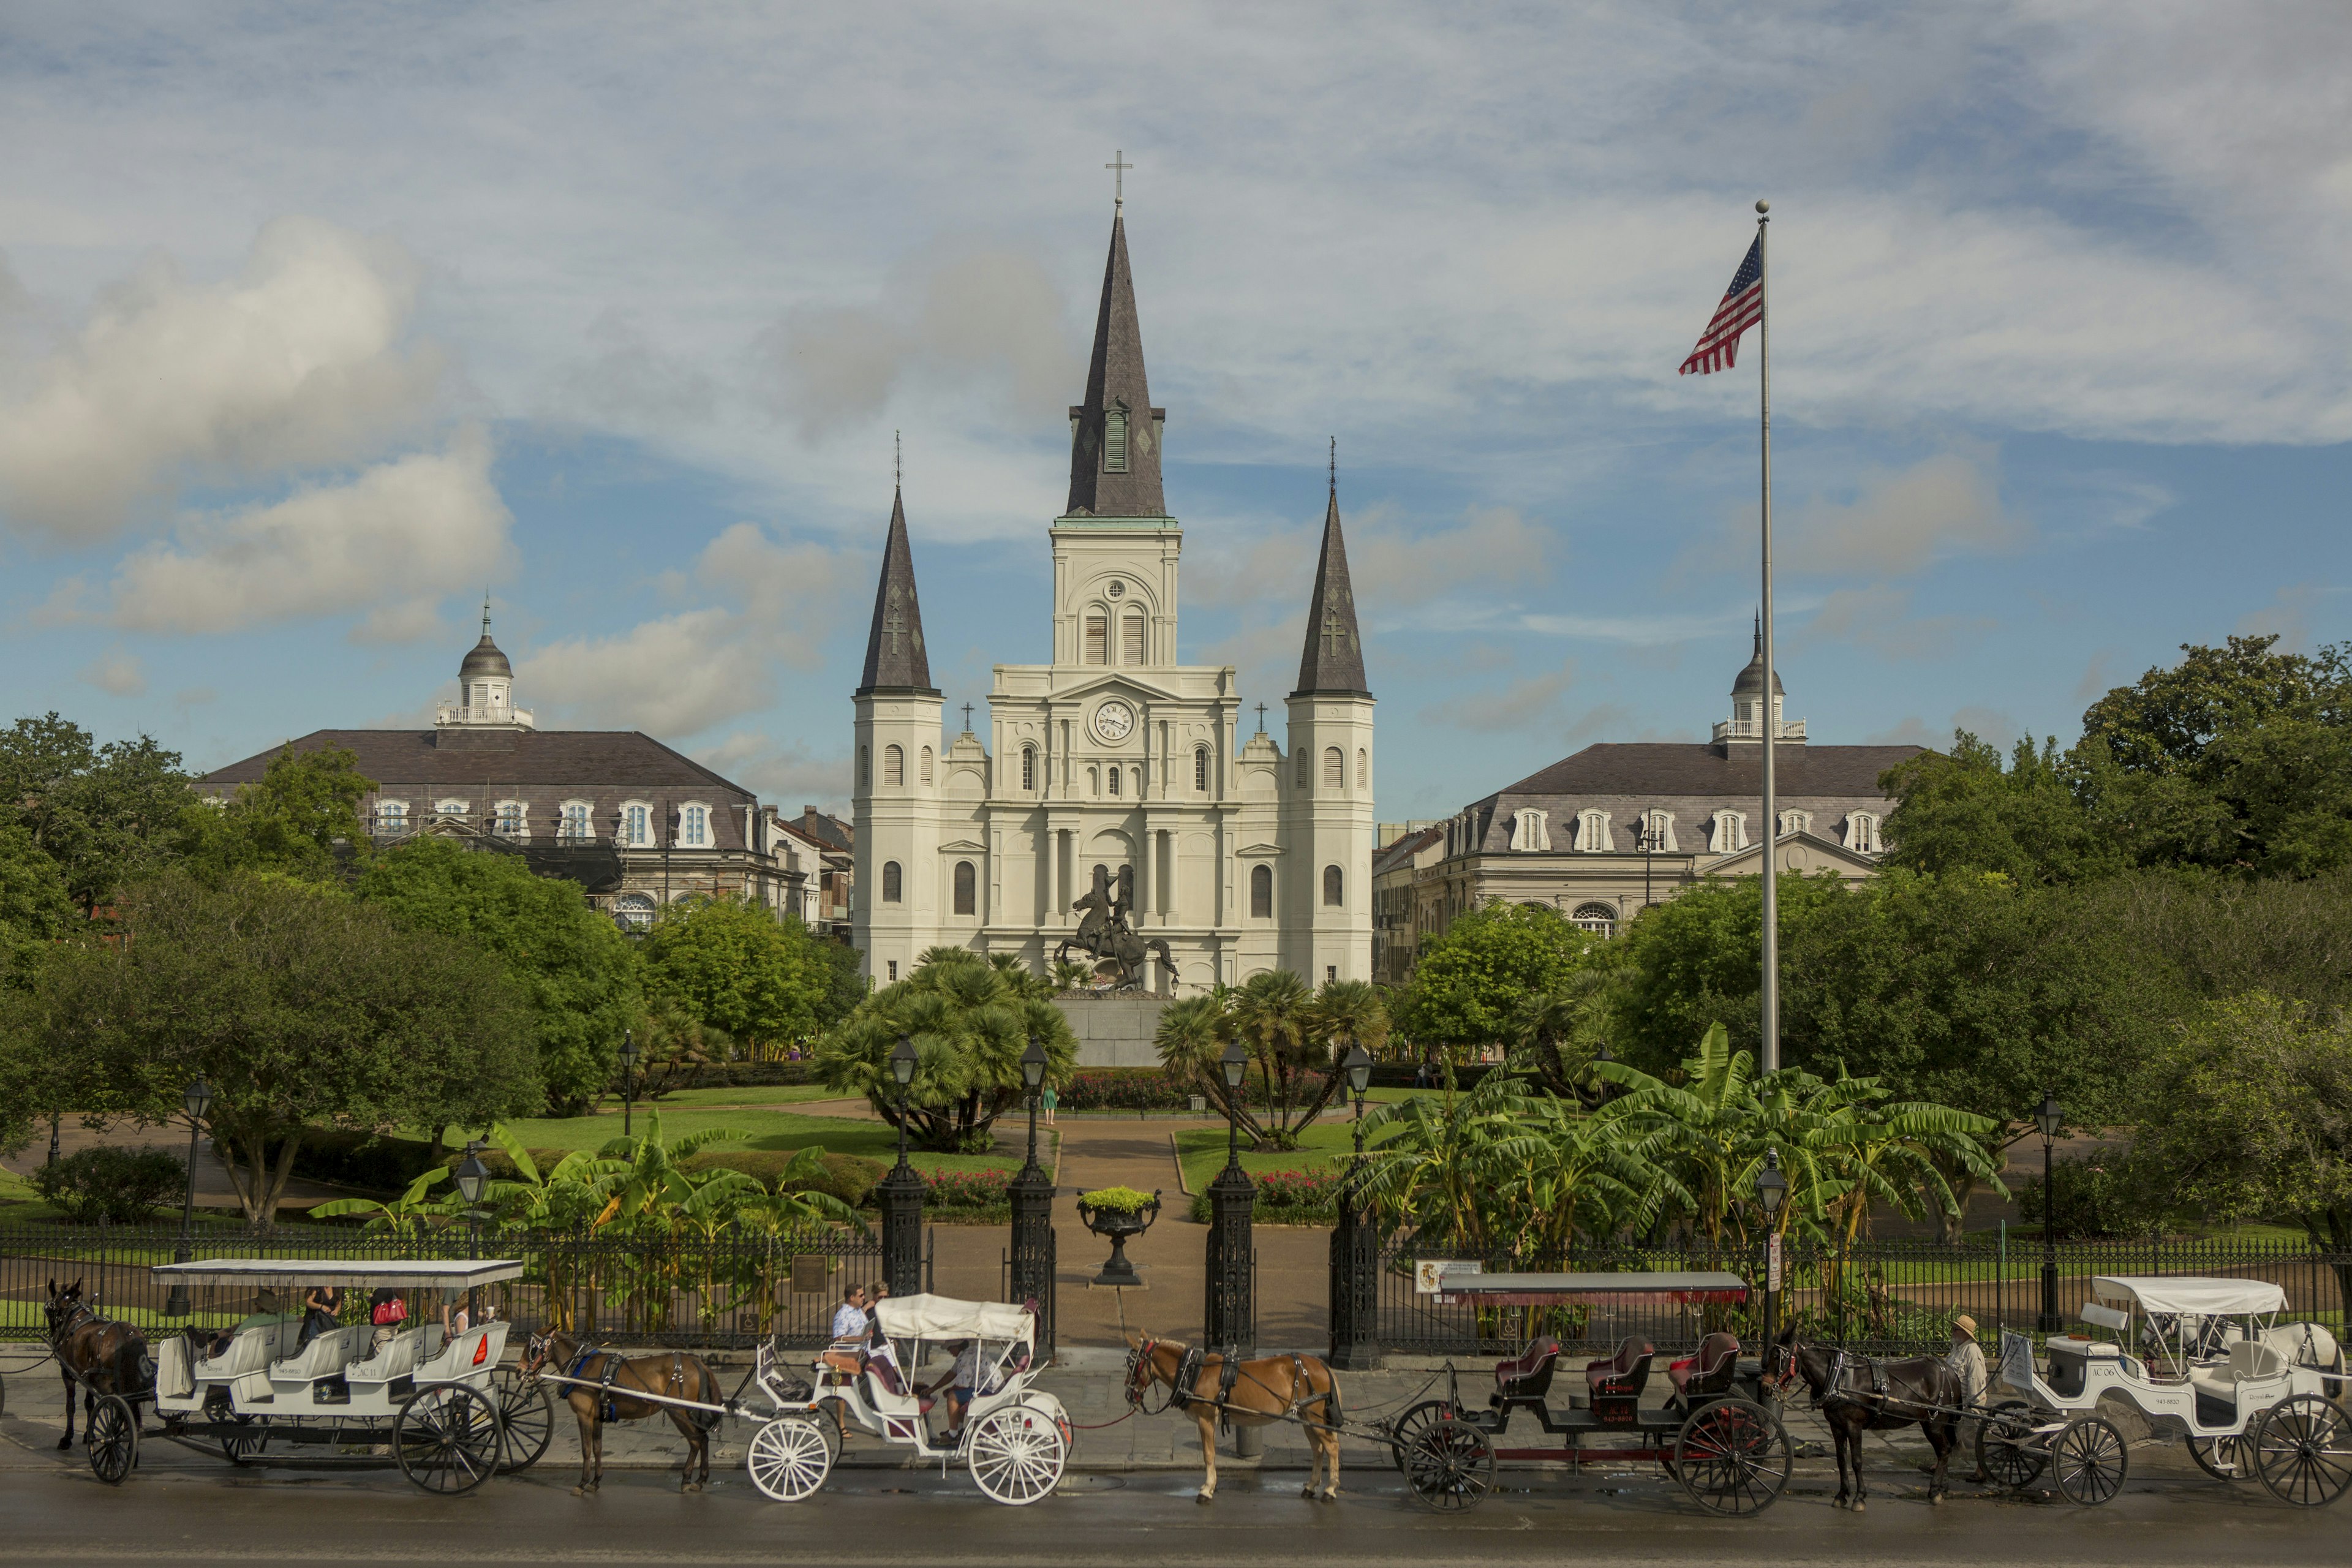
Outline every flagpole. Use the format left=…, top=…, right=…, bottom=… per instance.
left=1756, top=197, right=1777, bottom=1077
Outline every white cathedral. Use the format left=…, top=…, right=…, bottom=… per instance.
left=851, top=206, right=1374, bottom=994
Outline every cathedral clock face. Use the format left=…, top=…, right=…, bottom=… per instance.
left=1091, top=698, right=1137, bottom=744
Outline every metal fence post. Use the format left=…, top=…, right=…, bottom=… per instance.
left=1008, top=1072, right=1057, bottom=1357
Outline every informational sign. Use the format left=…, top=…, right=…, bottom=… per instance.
left=1766, top=1234, right=1783, bottom=1292
left=1415, top=1259, right=1476, bottom=1295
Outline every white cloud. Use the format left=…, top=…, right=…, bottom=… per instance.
left=1427, top=659, right=1577, bottom=733
left=1784, top=452, right=2025, bottom=578
left=2233, top=582, right=2329, bottom=654
left=1798, top=583, right=1995, bottom=661
left=102, top=428, right=511, bottom=635
left=78, top=649, right=145, bottom=696
left=696, top=733, right=850, bottom=810
left=0, top=217, right=445, bottom=540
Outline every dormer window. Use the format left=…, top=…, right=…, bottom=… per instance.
left=1104, top=405, right=1129, bottom=472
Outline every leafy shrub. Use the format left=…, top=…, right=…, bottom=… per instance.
left=1186, top=1167, right=1341, bottom=1224
left=923, top=1169, right=1011, bottom=1210
left=466, top=1146, right=578, bottom=1182
left=687, top=1149, right=884, bottom=1207
left=32, top=1147, right=186, bottom=1224
left=1077, top=1185, right=1160, bottom=1213
left=2016, top=1149, right=2179, bottom=1238
left=1058, top=1071, right=1194, bottom=1112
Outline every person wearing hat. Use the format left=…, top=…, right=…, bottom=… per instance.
left=1945, top=1315, right=1989, bottom=1483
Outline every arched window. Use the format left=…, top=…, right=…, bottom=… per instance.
left=1295, top=748, right=1309, bottom=787
left=881, top=861, right=902, bottom=903
left=1510, top=809, right=1550, bottom=851
left=1712, top=809, right=1746, bottom=851
left=953, top=861, right=975, bottom=916
left=1107, top=766, right=1121, bottom=797
left=1570, top=902, right=1618, bottom=938
left=1577, top=809, right=1613, bottom=852
left=1021, top=746, right=1036, bottom=792
left=1778, top=808, right=1811, bottom=837
left=1085, top=613, right=1108, bottom=664
left=1250, top=863, right=1273, bottom=919
left=1844, top=812, right=1882, bottom=854
left=1357, top=748, right=1368, bottom=788
left=559, top=801, right=590, bottom=842
left=920, top=746, right=934, bottom=785
left=1194, top=746, right=1209, bottom=792
left=1121, top=610, right=1145, bottom=665
left=1640, top=809, right=1678, bottom=852
left=614, top=892, right=657, bottom=931
left=1104, top=405, right=1129, bottom=472
left=680, top=804, right=709, bottom=846
left=859, top=745, right=871, bottom=789
left=1322, top=864, right=1343, bottom=907
left=494, top=801, right=525, bottom=837
left=1087, top=766, right=1099, bottom=794
left=1323, top=747, right=1343, bottom=789
left=622, top=803, right=651, bottom=846
left=884, top=744, right=904, bottom=786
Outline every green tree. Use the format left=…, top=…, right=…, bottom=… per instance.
left=34, top=872, right=539, bottom=1226
left=0, top=823, right=74, bottom=978
left=2079, top=634, right=2350, bottom=776
left=1392, top=900, right=1596, bottom=1068
left=1879, top=731, right=2119, bottom=886
left=815, top=947, right=1077, bottom=1152
left=355, top=836, right=640, bottom=1117
left=1609, top=871, right=1849, bottom=1077
left=179, top=744, right=376, bottom=882
left=0, top=715, right=194, bottom=914
left=640, top=895, right=830, bottom=1057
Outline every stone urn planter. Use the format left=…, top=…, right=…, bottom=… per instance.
left=1075, top=1187, right=1163, bottom=1287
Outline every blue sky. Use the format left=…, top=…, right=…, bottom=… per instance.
left=1, top=5, right=2345, bottom=821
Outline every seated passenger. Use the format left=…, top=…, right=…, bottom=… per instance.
left=367, top=1288, right=409, bottom=1355
left=297, top=1283, right=344, bottom=1351
left=821, top=1285, right=869, bottom=1376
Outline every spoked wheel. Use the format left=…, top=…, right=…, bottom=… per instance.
left=86, top=1395, right=138, bottom=1485
left=488, top=1368, right=555, bottom=1474
left=747, top=1415, right=836, bottom=1502
left=219, top=1412, right=270, bottom=1465
left=1977, top=1400, right=2048, bottom=1491
left=1387, top=1400, right=1458, bottom=1475
left=394, top=1385, right=503, bottom=1496
left=966, top=1399, right=1068, bottom=1506
left=2186, top=1433, right=2252, bottom=1483
left=2250, top=1395, right=2352, bottom=1508
left=1403, top=1412, right=1496, bottom=1513
left=1672, top=1396, right=1792, bottom=1515
left=2051, top=1414, right=2128, bottom=1506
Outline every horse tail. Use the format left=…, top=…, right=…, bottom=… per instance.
left=690, top=1357, right=724, bottom=1431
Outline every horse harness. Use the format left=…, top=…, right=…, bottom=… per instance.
left=1145, top=1341, right=1333, bottom=1431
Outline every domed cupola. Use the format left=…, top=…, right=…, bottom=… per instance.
left=436, top=600, right=534, bottom=733
left=1713, top=616, right=1801, bottom=750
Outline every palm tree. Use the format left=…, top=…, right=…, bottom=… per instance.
left=1050, top=958, right=1095, bottom=993
left=1511, top=965, right=1618, bottom=1101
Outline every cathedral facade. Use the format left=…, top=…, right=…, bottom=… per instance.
left=850, top=209, right=1374, bottom=993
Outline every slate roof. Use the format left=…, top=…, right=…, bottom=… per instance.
left=1482, top=742, right=1921, bottom=805
left=1063, top=211, right=1167, bottom=519
left=1292, top=486, right=1371, bottom=698
left=1373, top=826, right=1442, bottom=877
left=856, top=486, right=938, bottom=696
left=201, top=729, right=755, bottom=797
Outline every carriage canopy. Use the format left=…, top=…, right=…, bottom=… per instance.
left=2090, top=1276, right=2289, bottom=1317
left=873, top=1292, right=1036, bottom=1345
left=149, top=1258, right=526, bottom=1291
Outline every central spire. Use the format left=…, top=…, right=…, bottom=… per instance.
left=1292, top=456, right=1371, bottom=698
left=1065, top=209, right=1167, bottom=519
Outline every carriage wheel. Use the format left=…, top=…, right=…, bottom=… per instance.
left=394, top=1385, right=503, bottom=1496
left=1977, top=1400, right=2048, bottom=1491
left=1387, top=1400, right=1458, bottom=1476
left=1672, top=1396, right=1791, bottom=1516
left=747, top=1415, right=835, bottom=1502
left=1403, top=1412, right=1496, bottom=1513
left=489, top=1368, right=555, bottom=1474
left=967, top=1399, right=1068, bottom=1506
left=2051, top=1415, right=2128, bottom=1506
left=2186, top=1434, right=2252, bottom=1483
left=219, top=1412, right=270, bottom=1465
left=2250, top=1395, right=2352, bottom=1508
left=87, top=1395, right=138, bottom=1485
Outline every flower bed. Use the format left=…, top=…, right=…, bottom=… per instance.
left=1186, top=1167, right=1342, bottom=1224
left=922, top=1168, right=1012, bottom=1210
left=1057, top=1071, right=1195, bottom=1112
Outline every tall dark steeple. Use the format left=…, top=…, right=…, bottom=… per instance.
left=856, top=487, right=937, bottom=696
left=1065, top=209, right=1167, bottom=519
left=1292, top=462, right=1370, bottom=698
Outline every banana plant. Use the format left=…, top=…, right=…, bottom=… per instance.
left=312, top=1166, right=459, bottom=1238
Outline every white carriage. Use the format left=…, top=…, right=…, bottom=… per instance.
left=110, top=1258, right=555, bottom=1494
left=742, top=1292, right=1069, bottom=1505
left=1981, top=1275, right=2350, bottom=1508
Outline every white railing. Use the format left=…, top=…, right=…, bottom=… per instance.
left=1712, top=717, right=1806, bottom=742
left=434, top=704, right=535, bottom=728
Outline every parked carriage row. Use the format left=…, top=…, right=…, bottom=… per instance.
left=19, top=1260, right=2348, bottom=1512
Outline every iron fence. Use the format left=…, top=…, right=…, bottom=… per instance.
left=1375, top=1235, right=2352, bottom=1357
left=0, top=1226, right=881, bottom=1349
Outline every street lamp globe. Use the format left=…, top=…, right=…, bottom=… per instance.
left=184, top=1077, right=213, bottom=1121
left=891, top=1035, right=919, bottom=1088
left=1342, top=1046, right=1373, bottom=1100
left=1755, top=1147, right=1787, bottom=1218
left=454, top=1150, right=489, bottom=1207
left=2035, top=1091, right=2062, bottom=1143
left=618, top=1031, right=639, bottom=1068
left=1219, top=1041, right=1248, bottom=1093
left=1020, top=1038, right=1047, bottom=1093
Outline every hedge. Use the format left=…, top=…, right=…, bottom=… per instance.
left=1186, top=1167, right=1342, bottom=1224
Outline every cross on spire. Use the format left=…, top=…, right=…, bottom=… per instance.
left=894, top=429, right=902, bottom=488
left=1106, top=149, right=1132, bottom=208
left=961, top=702, right=974, bottom=733
left=883, top=605, right=908, bottom=654
left=1321, top=608, right=1350, bottom=657
left=1255, top=702, right=1268, bottom=733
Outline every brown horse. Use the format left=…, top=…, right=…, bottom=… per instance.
left=1772, top=1333, right=1964, bottom=1510
left=521, top=1331, right=722, bottom=1494
left=1125, top=1336, right=1343, bottom=1502
left=43, top=1279, right=149, bottom=1450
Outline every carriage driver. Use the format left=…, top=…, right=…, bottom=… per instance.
left=1944, top=1315, right=1991, bottom=1485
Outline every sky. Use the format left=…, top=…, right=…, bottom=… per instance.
left=1, top=3, right=2346, bottom=823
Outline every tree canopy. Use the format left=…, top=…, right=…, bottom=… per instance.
left=639, top=894, right=834, bottom=1055
left=178, top=744, right=377, bottom=883
left=1391, top=899, right=1595, bottom=1060
left=0, top=714, right=194, bottom=914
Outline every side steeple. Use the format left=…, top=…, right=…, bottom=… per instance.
left=1065, top=209, right=1167, bottom=519
left=1291, top=466, right=1370, bottom=698
left=856, top=486, right=938, bottom=696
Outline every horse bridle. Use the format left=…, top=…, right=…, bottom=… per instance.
left=47, top=1295, right=97, bottom=1348
left=1124, top=1336, right=1182, bottom=1415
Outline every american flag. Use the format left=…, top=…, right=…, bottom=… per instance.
left=1678, top=236, right=1763, bottom=375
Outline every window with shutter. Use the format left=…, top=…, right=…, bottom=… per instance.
left=884, top=745, right=903, bottom=786
left=882, top=861, right=902, bottom=903
left=1085, top=614, right=1107, bottom=663
left=1323, top=747, right=1343, bottom=789
left=1250, top=864, right=1272, bottom=919
left=1122, top=611, right=1144, bottom=665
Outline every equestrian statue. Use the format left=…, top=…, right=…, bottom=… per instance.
left=1055, top=864, right=1175, bottom=995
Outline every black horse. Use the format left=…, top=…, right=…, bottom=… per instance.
left=43, top=1279, right=150, bottom=1450
left=1773, top=1332, right=1963, bottom=1510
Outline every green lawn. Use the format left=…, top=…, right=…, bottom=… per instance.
left=612, top=1084, right=841, bottom=1108
left=463, top=1106, right=1028, bottom=1176
left=1172, top=1121, right=1395, bottom=1194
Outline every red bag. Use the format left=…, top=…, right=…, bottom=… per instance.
left=372, top=1298, right=407, bottom=1327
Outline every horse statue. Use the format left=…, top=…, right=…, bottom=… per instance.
left=1055, top=864, right=1174, bottom=994
left=43, top=1278, right=150, bottom=1450
left=1772, top=1332, right=1964, bottom=1510
left=1125, top=1335, right=1343, bottom=1502
left=520, top=1331, right=723, bottom=1494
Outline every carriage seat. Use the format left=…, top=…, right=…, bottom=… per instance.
left=195, top=1320, right=290, bottom=1382
left=1585, top=1337, right=1656, bottom=1397
left=1493, top=1338, right=1561, bottom=1401
left=2046, top=1335, right=2124, bottom=1359
left=414, top=1324, right=505, bottom=1383
left=1668, top=1333, right=1741, bottom=1399
left=271, top=1324, right=368, bottom=1385
left=2188, top=1340, right=2286, bottom=1407
left=349, top=1325, right=442, bottom=1387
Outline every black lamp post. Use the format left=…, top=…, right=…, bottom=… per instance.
left=877, top=1035, right=925, bottom=1297
left=1008, top=1038, right=1055, bottom=1352
left=1754, top=1147, right=1787, bottom=1369
left=164, top=1076, right=212, bottom=1318
left=2035, top=1091, right=2064, bottom=1330
left=1329, top=1044, right=1380, bottom=1369
left=1205, top=1041, right=1256, bottom=1354
left=618, top=1030, right=639, bottom=1139
left=454, top=1145, right=489, bottom=1324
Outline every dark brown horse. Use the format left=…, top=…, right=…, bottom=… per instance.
left=1773, top=1333, right=1963, bottom=1510
left=521, top=1330, right=722, bottom=1494
left=1125, top=1336, right=1343, bottom=1502
left=43, top=1279, right=149, bottom=1450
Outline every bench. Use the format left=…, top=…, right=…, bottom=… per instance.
left=1667, top=1332, right=1741, bottom=1401
left=1492, top=1338, right=1561, bottom=1403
